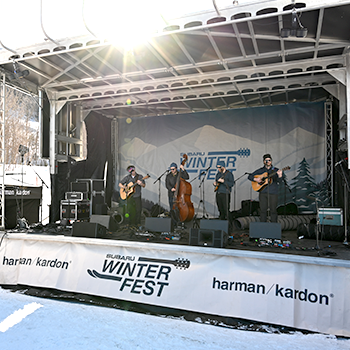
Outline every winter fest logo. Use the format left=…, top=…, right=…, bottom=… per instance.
left=87, top=254, right=190, bottom=297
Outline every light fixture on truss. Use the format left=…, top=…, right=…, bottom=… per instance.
left=281, top=8, right=308, bottom=38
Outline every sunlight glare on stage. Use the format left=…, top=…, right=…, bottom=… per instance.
left=84, top=0, right=166, bottom=50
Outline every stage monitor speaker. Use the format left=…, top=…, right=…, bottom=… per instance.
left=249, top=222, right=281, bottom=239
left=72, top=222, right=106, bottom=238
left=145, top=217, right=173, bottom=232
left=200, top=219, right=229, bottom=234
left=189, top=228, right=227, bottom=248
left=90, top=215, right=118, bottom=231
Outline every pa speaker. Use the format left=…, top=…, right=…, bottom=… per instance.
left=145, top=217, right=173, bottom=232
left=200, top=219, right=229, bottom=234
left=189, top=228, right=227, bottom=248
left=72, top=222, right=106, bottom=238
left=249, top=222, right=281, bottom=239
left=90, top=215, right=118, bottom=231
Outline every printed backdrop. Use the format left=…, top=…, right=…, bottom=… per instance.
left=116, top=102, right=326, bottom=215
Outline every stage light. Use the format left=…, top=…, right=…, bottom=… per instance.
left=280, top=8, right=307, bottom=38
left=296, top=28, right=308, bottom=38
left=280, top=28, right=290, bottom=38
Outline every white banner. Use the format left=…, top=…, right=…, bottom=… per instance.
left=1, top=234, right=349, bottom=336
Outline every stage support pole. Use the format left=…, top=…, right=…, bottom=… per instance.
left=49, top=93, right=56, bottom=175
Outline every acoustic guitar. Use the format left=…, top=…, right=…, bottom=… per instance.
left=251, top=166, right=290, bottom=192
left=120, top=174, right=150, bottom=200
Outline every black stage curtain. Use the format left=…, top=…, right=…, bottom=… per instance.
left=50, top=112, right=113, bottom=223
left=6, top=199, right=40, bottom=228
left=5, top=186, right=42, bottom=228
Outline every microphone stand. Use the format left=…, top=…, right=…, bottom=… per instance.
left=153, top=169, right=169, bottom=217
left=190, top=167, right=210, bottom=219
left=32, top=168, right=49, bottom=225
left=335, top=161, right=349, bottom=245
left=314, top=197, right=321, bottom=250
left=281, top=177, right=291, bottom=216
left=234, top=172, right=251, bottom=211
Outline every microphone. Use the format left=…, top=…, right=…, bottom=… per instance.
left=199, top=167, right=211, bottom=177
left=335, top=157, right=348, bottom=166
left=306, top=195, right=321, bottom=201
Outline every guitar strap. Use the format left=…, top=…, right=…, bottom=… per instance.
left=216, top=170, right=228, bottom=191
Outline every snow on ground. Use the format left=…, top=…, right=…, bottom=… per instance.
left=0, top=287, right=349, bottom=350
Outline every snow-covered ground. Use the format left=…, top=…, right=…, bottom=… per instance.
left=0, top=287, right=349, bottom=350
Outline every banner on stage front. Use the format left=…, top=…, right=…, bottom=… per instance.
left=0, top=235, right=349, bottom=337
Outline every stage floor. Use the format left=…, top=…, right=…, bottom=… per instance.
left=21, top=218, right=350, bottom=262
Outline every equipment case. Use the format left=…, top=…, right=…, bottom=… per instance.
left=318, top=208, right=343, bottom=226
left=60, top=200, right=90, bottom=221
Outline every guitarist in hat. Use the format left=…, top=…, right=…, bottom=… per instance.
left=119, top=165, right=146, bottom=226
left=248, top=154, right=282, bottom=223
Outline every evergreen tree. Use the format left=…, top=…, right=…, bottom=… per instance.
left=289, top=158, right=317, bottom=213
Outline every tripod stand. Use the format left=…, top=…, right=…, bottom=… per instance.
left=32, top=168, right=49, bottom=225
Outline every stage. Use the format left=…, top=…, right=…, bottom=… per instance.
left=1, top=218, right=350, bottom=337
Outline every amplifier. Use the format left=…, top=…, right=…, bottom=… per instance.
left=318, top=208, right=343, bottom=226
left=60, top=200, right=90, bottom=221
left=65, top=192, right=88, bottom=200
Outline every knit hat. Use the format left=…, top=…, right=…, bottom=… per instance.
left=170, top=162, right=177, bottom=169
left=217, top=160, right=225, bottom=167
left=263, top=154, right=272, bottom=160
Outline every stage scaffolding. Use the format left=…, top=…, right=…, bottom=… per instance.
left=0, top=74, right=5, bottom=230
left=325, top=101, right=333, bottom=206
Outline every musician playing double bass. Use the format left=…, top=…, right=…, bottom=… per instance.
left=119, top=165, right=146, bottom=226
left=165, top=162, right=189, bottom=212
left=248, top=154, right=282, bottom=223
left=213, top=160, right=235, bottom=220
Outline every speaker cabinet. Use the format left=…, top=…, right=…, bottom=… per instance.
left=145, top=217, right=173, bottom=232
left=72, top=222, right=106, bottom=238
left=249, top=222, right=281, bottom=239
left=189, top=228, right=227, bottom=248
left=90, top=215, right=118, bottom=231
left=200, top=219, right=229, bottom=234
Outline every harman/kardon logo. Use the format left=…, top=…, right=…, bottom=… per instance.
left=87, top=257, right=190, bottom=297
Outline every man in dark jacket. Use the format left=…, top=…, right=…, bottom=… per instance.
left=119, top=165, right=146, bottom=226
left=248, top=154, right=282, bottom=222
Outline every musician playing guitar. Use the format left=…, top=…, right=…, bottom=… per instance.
left=119, top=165, right=146, bottom=226
left=248, top=154, right=283, bottom=223
left=213, top=160, right=235, bottom=221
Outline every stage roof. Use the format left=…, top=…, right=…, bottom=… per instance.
left=0, top=0, right=349, bottom=118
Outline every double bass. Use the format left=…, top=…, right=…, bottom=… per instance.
left=173, top=154, right=195, bottom=222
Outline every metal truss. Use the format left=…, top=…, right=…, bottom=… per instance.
left=0, top=74, right=5, bottom=229
left=325, top=101, right=333, bottom=206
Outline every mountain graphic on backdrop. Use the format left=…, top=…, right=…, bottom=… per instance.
left=118, top=124, right=325, bottom=214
